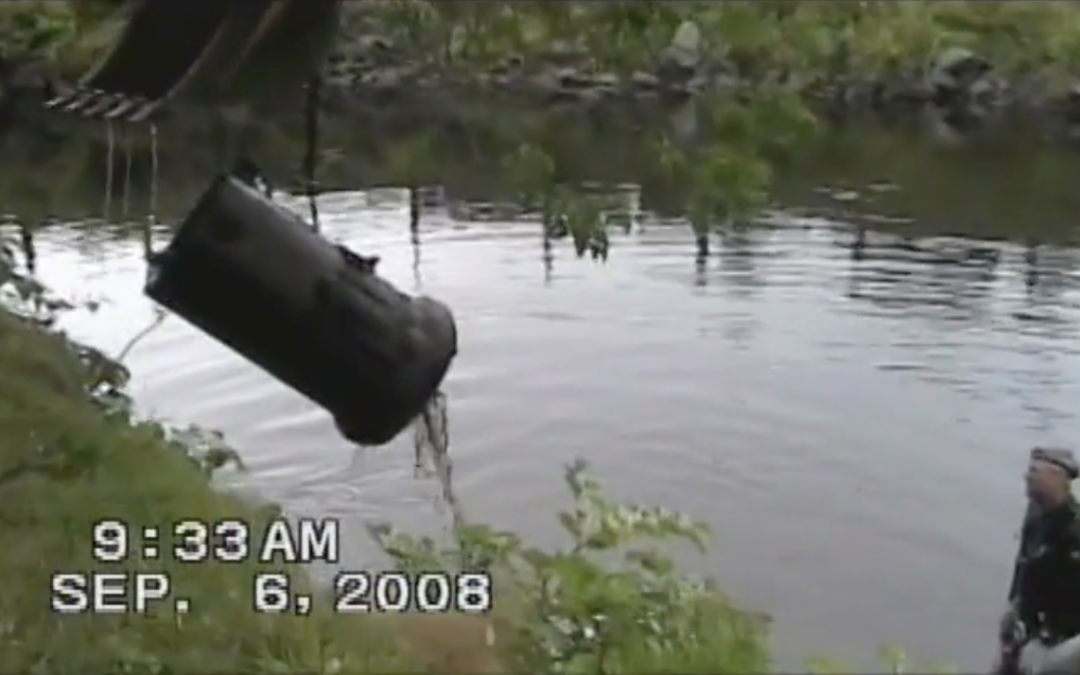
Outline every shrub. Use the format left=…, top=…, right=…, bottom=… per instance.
left=0, top=1, right=78, bottom=62
left=372, top=459, right=770, bottom=674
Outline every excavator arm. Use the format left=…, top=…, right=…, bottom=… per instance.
left=46, top=0, right=342, bottom=122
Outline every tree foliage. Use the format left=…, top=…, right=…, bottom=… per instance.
left=355, top=1, right=1080, bottom=256
left=6, top=2, right=1066, bottom=670
left=358, top=2, right=1080, bottom=80
left=12, top=2, right=1080, bottom=255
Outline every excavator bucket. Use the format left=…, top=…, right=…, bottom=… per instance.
left=45, top=0, right=341, bottom=123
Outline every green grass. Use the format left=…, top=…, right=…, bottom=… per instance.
left=0, top=2, right=1036, bottom=669
left=9, top=1, right=1080, bottom=84
left=0, top=307, right=519, bottom=674
left=0, top=300, right=775, bottom=674
left=337, top=1, right=1080, bottom=86
left=0, top=1, right=123, bottom=80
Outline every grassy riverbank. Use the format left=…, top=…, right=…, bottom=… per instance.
left=333, top=1, right=1080, bottom=80
left=0, top=307, right=417, bottom=673
left=0, top=1, right=118, bottom=79
left=6, top=1, right=1080, bottom=87
left=1, top=3, right=1036, bottom=670
left=0, top=293, right=771, bottom=672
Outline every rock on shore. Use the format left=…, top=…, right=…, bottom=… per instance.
left=319, top=19, right=1080, bottom=141
left=2, top=19, right=1080, bottom=144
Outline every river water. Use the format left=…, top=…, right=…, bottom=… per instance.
left=5, top=104, right=1080, bottom=670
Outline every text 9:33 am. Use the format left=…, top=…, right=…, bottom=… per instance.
left=89, top=516, right=340, bottom=564
left=50, top=516, right=340, bottom=614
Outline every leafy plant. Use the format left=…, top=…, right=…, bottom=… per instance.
left=0, top=227, right=243, bottom=479
left=0, top=1, right=77, bottom=61
left=371, top=459, right=769, bottom=674
left=4, top=3, right=1059, bottom=671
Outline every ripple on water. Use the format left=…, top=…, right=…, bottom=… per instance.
left=29, top=195, right=1080, bottom=671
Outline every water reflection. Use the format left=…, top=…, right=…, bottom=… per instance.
left=5, top=99, right=1080, bottom=239
left=7, top=181, right=1080, bottom=671
left=846, top=234, right=999, bottom=327
left=6, top=106, right=1080, bottom=671
left=542, top=223, right=555, bottom=285
left=1023, top=241, right=1080, bottom=309
left=717, top=228, right=763, bottom=298
left=693, top=250, right=707, bottom=288
left=408, top=186, right=423, bottom=289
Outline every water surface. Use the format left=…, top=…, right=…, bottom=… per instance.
left=7, top=108, right=1080, bottom=670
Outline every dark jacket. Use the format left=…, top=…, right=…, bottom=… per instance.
left=1009, top=497, right=1080, bottom=644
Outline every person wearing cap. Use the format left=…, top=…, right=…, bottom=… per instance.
left=994, top=447, right=1080, bottom=675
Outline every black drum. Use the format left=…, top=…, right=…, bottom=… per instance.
left=145, top=175, right=457, bottom=445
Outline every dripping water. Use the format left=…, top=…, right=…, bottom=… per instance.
left=121, top=129, right=134, bottom=219
left=404, top=185, right=457, bottom=528
left=413, top=391, right=462, bottom=531
left=103, top=122, right=115, bottom=219
left=122, top=123, right=166, bottom=362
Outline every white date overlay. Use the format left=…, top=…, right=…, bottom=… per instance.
left=51, top=572, right=190, bottom=614
left=253, top=570, right=494, bottom=615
